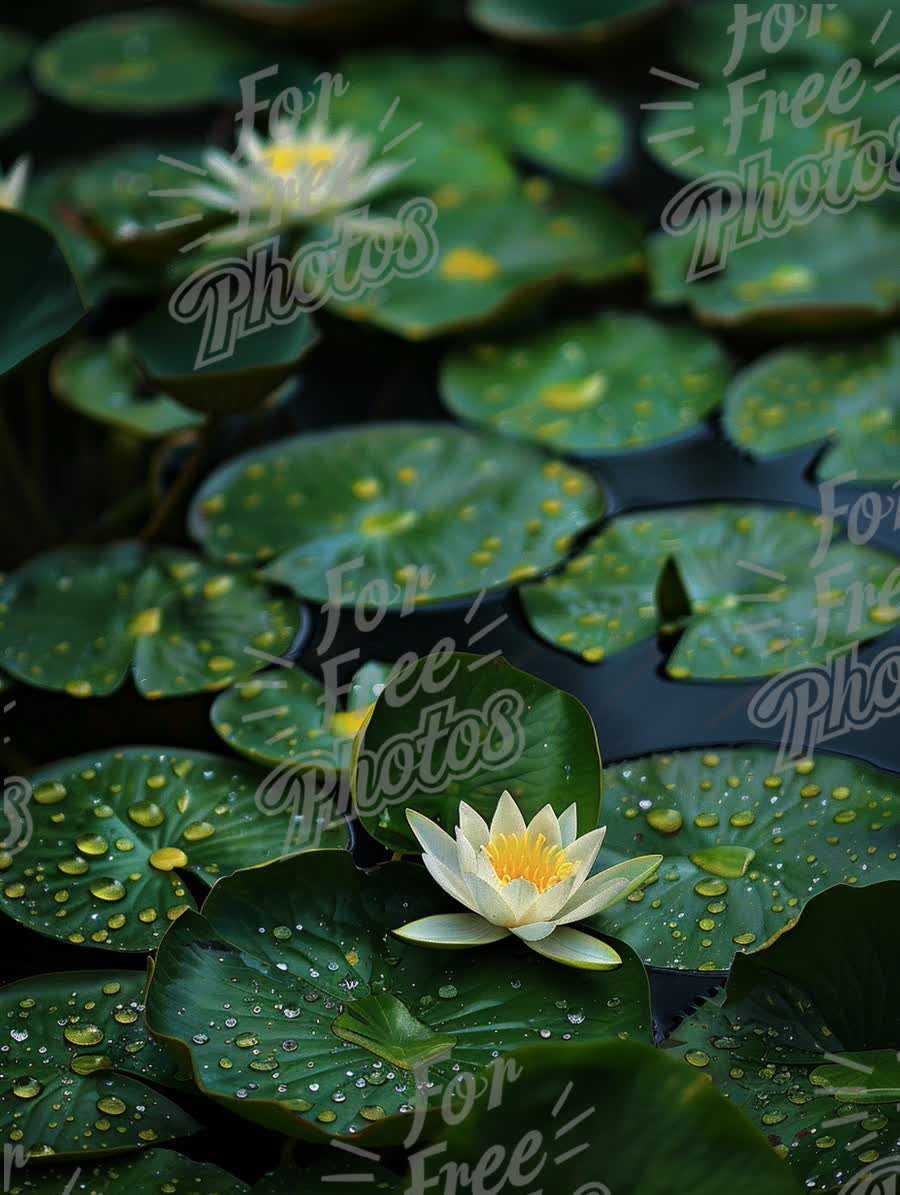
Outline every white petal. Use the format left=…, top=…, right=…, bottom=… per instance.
left=465, top=873, right=517, bottom=927
left=406, top=809, right=458, bottom=870
left=525, top=803, right=561, bottom=845
left=556, top=855, right=664, bottom=924
left=490, top=790, right=526, bottom=838
left=525, top=926, right=622, bottom=970
left=566, top=825, right=607, bottom=876
left=523, top=873, right=579, bottom=922
left=422, top=854, right=478, bottom=914
left=455, top=826, right=479, bottom=875
left=500, top=877, right=541, bottom=921
left=458, top=802, right=489, bottom=851
left=394, top=913, right=510, bottom=948
left=558, top=803, right=579, bottom=847
left=510, top=921, right=557, bottom=942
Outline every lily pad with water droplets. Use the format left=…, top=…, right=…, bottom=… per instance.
left=724, top=332, right=900, bottom=483
left=441, top=313, right=728, bottom=454
left=145, top=850, right=650, bottom=1144
left=667, top=882, right=900, bottom=1190
left=521, top=502, right=899, bottom=680
left=0, top=545, right=298, bottom=700
left=337, top=50, right=625, bottom=186
left=0, top=971, right=197, bottom=1159
left=586, top=747, right=900, bottom=974
left=468, top=0, right=671, bottom=47
left=326, top=182, right=643, bottom=340
left=33, top=9, right=301, bottom=113
left=189, top=422, right=604, bottom=607
left=0, top=747, right=346, bottom=953
left=51, top=336, right=201, bottom=439
left=9, top=1149, right=248, bottom=1195
left=431, top=1039, right=802, bottom=1195
left=649, top=210, right=900, bottom=332
left=0, top=210, right=85, bottom=379
left=212, top=661, right=391, bottom=768
left=353, top=652, right=602, bottom=854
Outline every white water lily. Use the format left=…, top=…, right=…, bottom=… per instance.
left=188, top=118, right=407, bottom=242
left=394, top=792, right=663, bottom=970
left=0, top=156, right=30, bottom=211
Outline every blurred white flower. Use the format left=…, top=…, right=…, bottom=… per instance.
left=0, top=157, right=30, bottom=211
left=189, top=119, right=407, bottom=242
left=394, top=791, right=662, bottom=970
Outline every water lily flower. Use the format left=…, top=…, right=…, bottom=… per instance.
left=394, top=792, right=663, bottom=970
left=188, top=118, right=407, bottom=242
left=0, top=157, right=30, bottom=211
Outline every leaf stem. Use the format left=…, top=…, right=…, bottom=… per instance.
left=140, top=417, right=215, bottom=544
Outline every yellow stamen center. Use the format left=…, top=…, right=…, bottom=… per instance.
left=262, top=143, right=337, bottom=178
left=484, top=831, right=573, bottom=894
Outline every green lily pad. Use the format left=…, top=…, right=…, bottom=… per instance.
left=644, top=68, right=894, bottom=194
left=354, top=652, right=602, bottom=853
left=442, top=313, right=728, bottom=454
left=0, top=545, right=298, bottom=699
left=724, top=332, right=900, bottom=482
left=469, top=0, right=670, bottom=46
left=672, top=0, right=895, bottom=78
left=649, top=210, right=900, bottom=332
left=521, top=502, right=899, bottom=679
left=813, top=1052, right=900, bottom=1105
left=9, top=1150, right=248, bottom=1195
left=586, top=746, right=900, bottom=972
left=0, top=82, right=33, bottom=137
left=51, top=336, right=201, bottom=439
left=0, top=747, right=347, bottom=953
left=189, top=422, right=604, bottom=605
left=68, top=144, right=215, bottom=265
left=129, top=302, right=319, bottom=416
left=432, top=1039, right=802, bottom=1195
left=33, top=9, right=298, bottom=113
left=145, top=850, right=651, bottom=1143
left=0, top=210, right=85, bottom=378
left=0, top=970, right=197, bottom=1159
left=327, top=181, right=643, bottom=339
left=212, top=661, right=391, bottom=767
left=339, top=50, right=625, bottom=186
left=668, top=882, right=900, bottom=1189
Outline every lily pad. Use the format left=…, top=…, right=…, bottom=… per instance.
left=68, top=144, right=215, bottom=265
left=0, top=970, right=196, bottom=1159
left=339, top=50, right=625, bottom=186
left=813, top=1052, right=900, bottom=1105
left=51, top=336, right=201, bottom=439
left=129, top=302, right=319, bottom=416
left=0, top=26, right=32, bottom=79
left=0, top=83, right=33, bottom=137
left=672, top=0, right=895, bottom=78
left=668, top=882, right=900, bottom=1190
left=644, top=68, right=894, bottom=194
left=469, top=0, right=671, bottom=46
left=212, top=661, right=391, bottom=767
left=442, top=313, right=728, bottom=454
left=649, top=210, right=900, bottom=332
left=189, top=422, right=604, bottom=606
left=8, top=1150, right=248, bottom=1195
left=432, top=1039, right=802, bottom=1195
left=353, top=652, right=602, bottom=854
left=145, top=850, right=651, bottom=1143
left=586, top=746, right=900, bottom=972
left=326, top=181, right=644, bottom=339
left=0, top=747, right=347, bottom=952
left=0, top=210, right=85, bottom=378
left=33, top=9, right=297, bottom=113
left=0, top=545, right=299, bottom=699
left=521, top=502, right=899, bottom=680
left=724, top=332, right=900, bottom=483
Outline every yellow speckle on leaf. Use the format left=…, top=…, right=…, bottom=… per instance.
left=441, top=247, right=500, bottom=282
